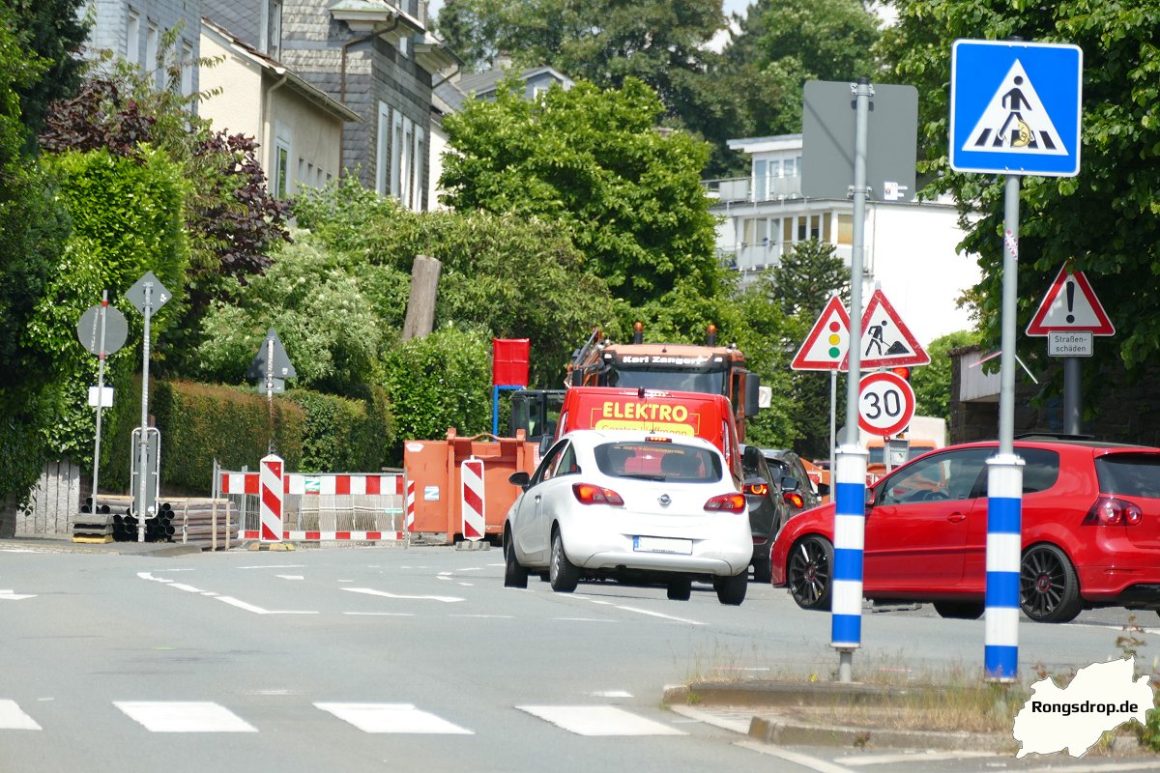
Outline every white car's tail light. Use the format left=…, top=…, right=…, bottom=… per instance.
left=572, top=482, right=625, bottom=506
left=704, top=493, right=746, bottom=513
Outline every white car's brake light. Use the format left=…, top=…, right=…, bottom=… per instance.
left=572, top=482, right=625, bottom=506
left=704, top=493, right=746, bottom=513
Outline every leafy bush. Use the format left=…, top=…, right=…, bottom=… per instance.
left=284, top=387, right=394, bottom=472
left=382, top=327, right=492, bottom=443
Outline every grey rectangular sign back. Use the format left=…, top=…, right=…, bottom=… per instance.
left=802, top=80, right=918, bottom=201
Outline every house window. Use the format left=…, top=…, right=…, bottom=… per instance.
left=753, top=159, right=767, bottom=201
left=414, top=126, right=426, bottom=211
left=145, top=22, right=160, bottom=87
left=837, top=214, right=853, bottom=246
left=391, top=112, right=404, bottom=198
left=268, top=0, right=283, bottom=59
left=274, top=141, right=290, bottom=198
left=784, top=156, right=800, bottom=177
left=376, top=102, right=390, bottom=195
left=126, top=10, right=140, bottom=64
left=180, top=41, right=194, bottom=96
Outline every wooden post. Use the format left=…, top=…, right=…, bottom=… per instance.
left=402, top=255, right=442, bottom=340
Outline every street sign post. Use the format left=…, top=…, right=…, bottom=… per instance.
left=249, top=328, right=296, bottom=453
left=841, top=288, right=930, bottom=370
left=791, top=293, right=852, bottom=493
left=950, top=40, right=1083, bottom=176
left=76, top=295, right=130, bottom=517
left=126, top=272, right=171, bottom=542
left=857, top=371, right=916, bottom=438
left=1026, top=263, right=1112, bottom=434
left=950, top=38, right=1083, bottom=684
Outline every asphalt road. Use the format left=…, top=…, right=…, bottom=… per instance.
left=2, top=541, right=1156, bottom=772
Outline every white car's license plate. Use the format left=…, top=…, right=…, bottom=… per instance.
left=633, top=536, right=693, bottom=555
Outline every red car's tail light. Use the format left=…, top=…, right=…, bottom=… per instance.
left=783, top=491, right=805, bottom=509
left=704, top=493, right=746, bottom=513
left=572, top=483, right=624, bottom=506
left=743, top=482, right=769, bottom=497
left=1085, top=495, right=1144, bottom=526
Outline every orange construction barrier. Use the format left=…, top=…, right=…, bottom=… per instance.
left=403, top=428, right=539, bottom=544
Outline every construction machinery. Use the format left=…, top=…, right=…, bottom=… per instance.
left=565, top=323, right=762, bottom=440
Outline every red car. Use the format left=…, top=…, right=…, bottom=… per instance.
left=770, top=438, right=1160, bottom=623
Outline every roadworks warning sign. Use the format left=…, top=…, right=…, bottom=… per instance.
left=1012, top=658, right=1153, bottom=758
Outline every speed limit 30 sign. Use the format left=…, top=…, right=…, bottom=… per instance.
left=858, top=371, right=916, bottom=437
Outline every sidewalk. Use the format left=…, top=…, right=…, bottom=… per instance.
left=0, top=535, right=207, bottom=557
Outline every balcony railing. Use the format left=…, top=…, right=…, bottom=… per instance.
left=703, top=175, right=803, bottom=203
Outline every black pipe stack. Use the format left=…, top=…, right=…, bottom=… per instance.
left=112, top=503, right=175, bottom=542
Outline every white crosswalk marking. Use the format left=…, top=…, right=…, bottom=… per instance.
left=315, top=703, right=473, bottom=734
left=517, top=705, right=685, bottom=736
left=0, top=700, right=40, bottom=730
left=114, top=701, right=258, bottom=732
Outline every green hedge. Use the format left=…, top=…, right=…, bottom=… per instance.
left=104, top=380, right=392, bottom=495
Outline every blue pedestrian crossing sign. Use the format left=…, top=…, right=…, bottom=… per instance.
left=950, top=39, right=1083, bottom=176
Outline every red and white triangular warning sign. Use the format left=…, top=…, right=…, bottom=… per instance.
left=1026, top=264, right=1114, bottom=336
left=791, top=295, right=850, bottom=372
left=841, top=289, right=930, bottom=369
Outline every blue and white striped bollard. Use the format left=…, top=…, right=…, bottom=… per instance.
left=985, top=453, right=1024, bottom=681
left=832, top=445, right=868, bottom=656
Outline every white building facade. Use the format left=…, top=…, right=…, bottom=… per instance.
left=710, top=134, right=981, bottom=346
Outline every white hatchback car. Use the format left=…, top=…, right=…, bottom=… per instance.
left=502, top=430, right=753, bottom=604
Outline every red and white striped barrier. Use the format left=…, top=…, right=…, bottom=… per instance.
left=461, top=458, right=485, bottom=541
left=405, top=480, right=416, bottom=532
left=218, top=466, right=407, bottom=544
left=259, top=454, right=283, bottom=542
left=220, top=472, right=403, bottom=496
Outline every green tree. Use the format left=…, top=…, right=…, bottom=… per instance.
left=195, top=231, right=386, bottom=397
left=3, top=0, right=90, bottom=140
left=910, top=330, right=981, bottom=422
left=32, top=148, right=190, bottom=461
left=882, top=1, right=1160, bottom=375
left=293, top=178, right=619, bottom=387
left=720, top=0, right=882, bottom=136
left=436, top=0, right=747, bottom=175
left=770, top=240, right=852, bottom=457
left=0, top=3, right=81, bottom=504
left=441, top=77, right=720, bottom=309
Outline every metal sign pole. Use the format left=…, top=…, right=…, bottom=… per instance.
left=829, top=370, right=836, bottom=494
left=266, top=337, right=274, bottom=454
left=137, top=282, right=153, bottom=543
left=1063, top=357, right=1081, bottom=434
left=984, top=175, right=1025, bottom=682
left=833, top=77, right=872, bottom=685
left=92, top=291, right=109, bottom=515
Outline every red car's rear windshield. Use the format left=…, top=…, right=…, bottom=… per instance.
left=1095, top=453, right=1160, bottom=498
left=595, top=441, right=723, bottom=483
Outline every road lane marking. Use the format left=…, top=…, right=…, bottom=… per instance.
left=590, top=690, right=633, bottom=698
left=517, top=705, right=685, bottom=736
left=342, top=588, right=464, bottom=603
left=0, top=590, right=35, bottom=601
left=275, top=575, right=304, bottom=581
left=315, top=703, right=473, bottom=734
left=169, top=583, right=202, bottom=593
left=115, top=701, right=257, bottom=733
left=0, top=700, right=40, bottom=730
left=214, top=596, right=317, bottom=615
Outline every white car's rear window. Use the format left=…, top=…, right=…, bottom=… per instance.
left=594, top=441, right=722, bottom=482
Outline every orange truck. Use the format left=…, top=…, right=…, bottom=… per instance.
left=553, top=386, right=743, bottom=481
left=566, top=324, right=762, bottom=440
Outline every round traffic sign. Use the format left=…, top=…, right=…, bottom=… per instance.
left=857, top=371, right=916, bottom=437
left=76, top=304, right=129, bottom=356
